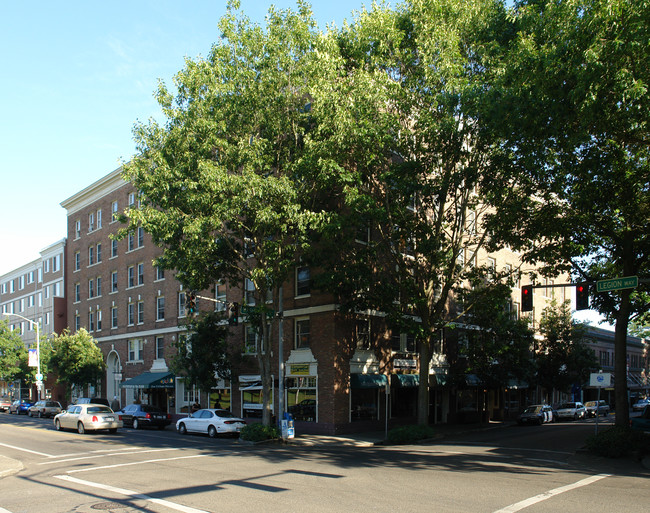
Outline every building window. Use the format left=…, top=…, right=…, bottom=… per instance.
left=245, top=279, right=255, bottom=306
left=487, top=257, right=496, bottom=282
left=37, top=268, right=42, bottom=282
left=137, top=263, right=144, bottom=285
left=128, top=233, right=135, bottom=252
left=88, top=246, right=95, bottom=266
left=88, top=212, right=95, bottom=232
left=244, top=325, right=259, bottom=354
left=53, top=282, right=61, bottom=296
left=128, top=192, right=136, bottom=206
left=111, top=271, right=118, bottom=292
left=75, top=314, right=80, bottom=331
left=96, top=243, right=102, bottom=263
left=156, top=296, right=165, bottom=321
left=391, top=331, right=416, bottom=353
left=156, top=266, right=165, bottom=281
left=295, top=318, right=310, bottom=349
left=45, top=312, right=50, bottom=326
left=178, top=292, right=186, bottom=317
left=74, top=251, right=80, bottom=271
left=37, top=292, right=42, bottom=307
left=96, top=310, right=102, bottom=331
left=19, top=276, right=24, bottom=290
left=137, top=300, right=144, bottom=324
left=127, top=302, right=134, bottom=326
left=355, top=319, right=371, bottom=349
left=88, top=279, right=94, bottom=299
left=111, top=239, right=118, bottom=258
left=111, top=200, right=118, bottom=222
left=137, top=227, right=144, bottom=248
left=111, top=306, right=118, bottom=329
left=74, top=283, right=80, bottom=303
left=27, top=271, right=34, bottom=284
left=89, top=311, right=95, bottom=332
left=19, top=298, right=24, bottom=312
left=215, top=283, right=226, bottom=311
left=156, top=336, right=164, bottom=359
left=128, top=339, right=143, bottom=362
left=96, top=277, right=102, bottom=297
left=9, top=280, right=15, bottom=293
left=128, top=266, right=135, bottom=288
left=75, top=220, right=81, bottom=239
left=97, top=209, right=102, bottom=229
left=296, top=266, right=310, bottom=296
left=28, top=295, right=34, bottom=308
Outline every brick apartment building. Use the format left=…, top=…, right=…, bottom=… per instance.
left=0, top=239, right=67, bottom=401
left=57, top=166, right=569, bottom=434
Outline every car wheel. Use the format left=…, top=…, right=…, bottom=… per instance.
left=133, top=419, right=140, bottom=430
left=55, top=419, right=62, bottom=431
left=77, top=422, right=86, bottom=434
left=178, top=423, right=187, bottom=435
left=208, top=425, right=217, bottom=438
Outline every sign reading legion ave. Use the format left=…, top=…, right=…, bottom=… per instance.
left=596, top=276, right=638, bottom=293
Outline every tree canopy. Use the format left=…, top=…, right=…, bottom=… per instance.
left=48, top=329, right=106, bottom=395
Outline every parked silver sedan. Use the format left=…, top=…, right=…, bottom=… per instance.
left=54, top=404, right=122, bottom=434
left=28, top=400, right=62, bottom=418
left=176, top=409, right=246, bottom=437
left=555, top=402, right=586, bottom=421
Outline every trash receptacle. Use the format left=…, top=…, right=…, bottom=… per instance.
left=281, top=412, right=295, bottom=440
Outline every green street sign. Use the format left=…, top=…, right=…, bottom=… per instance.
left=596, top=276, right=638, bottom=293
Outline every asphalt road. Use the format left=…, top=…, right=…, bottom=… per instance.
left=1, top=412, right=648, bottom=513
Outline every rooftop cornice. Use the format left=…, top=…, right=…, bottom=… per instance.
left=60, top=167, right=128, bottom=215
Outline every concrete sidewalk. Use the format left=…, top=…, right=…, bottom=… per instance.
left=0, top=455, right=23, bottom=479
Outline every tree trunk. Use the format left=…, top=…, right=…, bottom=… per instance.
left=258, top=311, right=273, bottom=426
left=417, top=339, right=432, bottom=426
left=614, top=290, right=631, bottom=428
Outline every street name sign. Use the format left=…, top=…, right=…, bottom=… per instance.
left=596, top=276, right=638, bottom=293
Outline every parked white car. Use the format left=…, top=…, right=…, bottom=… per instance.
left=176, top=409, right=246, bottom=438
left=555, top=402, right=586, bottom=421
left=54, top=403, right=122, bottom=434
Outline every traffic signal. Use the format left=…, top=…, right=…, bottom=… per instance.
left=521, top=285, right=533, bottom=312
left=228, top=302, right=239, bottom=326
left=576, top=283, right=590, bottom=310
left=186, top=292, right=196, bottom=316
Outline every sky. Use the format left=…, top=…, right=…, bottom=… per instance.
left=0, top=0, right=610, bottom=329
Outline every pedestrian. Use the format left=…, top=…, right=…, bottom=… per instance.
left=191, top=401, right=200, bottom=414
left=110, top=395, right=120, bottom=411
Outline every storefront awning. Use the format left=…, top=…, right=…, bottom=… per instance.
left=392, top=374, right=420, bottom=388
left=121, top=372, right=175, bottom=389
left=351, top=373, right=388, bottom=389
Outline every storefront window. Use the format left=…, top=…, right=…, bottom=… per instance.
left=351, top=388, right=380, bottom=421
left=286, top=376, right=317, bottom=422
left=241, top=381, right=273, bottom=418
left=209, top=388, right=231, bottom=410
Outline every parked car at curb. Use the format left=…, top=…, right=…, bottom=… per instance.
left=9, top=399, right=33, bottom=415
left=28, top=400, right=62, bottom=418
left=555, top=402, right=586, bottom=421
left=0, top=397, right=12, bottom=412
left=54, top=403, right=122, bottom=434
left=118, top=403, right=172, bottom=430
left=517, top=405, right=554, bottom=425
left=176, top=409, right=246, bottom=437
left=632, top=398, right=650, bottom=412
left=630, top=405, right=650, bottom=433
left=584, top=400, right=609, bottom=417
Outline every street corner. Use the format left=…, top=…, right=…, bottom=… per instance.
left=0, top=455, right=24, bottom=479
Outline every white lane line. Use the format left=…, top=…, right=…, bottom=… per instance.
left=0, top=507, right=14, bottom=513
left=0, top=442, right=53, bottom=457
left=39, top=448, right=179, bottom=465
left=54, top=474, right=209, bottom=513
left=493, top=473, right=611, bottom=513
left=66, top=453, right=209, bottom=473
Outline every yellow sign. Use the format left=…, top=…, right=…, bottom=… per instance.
left=290, top=364, right=310, bottom=375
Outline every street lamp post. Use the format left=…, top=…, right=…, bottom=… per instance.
left=2, top=312, right=42, bottom=400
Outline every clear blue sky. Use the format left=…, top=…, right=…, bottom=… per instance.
left=0, top=0, right=373, bottom=275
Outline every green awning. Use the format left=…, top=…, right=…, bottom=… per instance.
left=392, top=374, right=420, bottom=388
left=121, top=372, right=175, bottom=389
left=350, top=373, right=388, bottom=389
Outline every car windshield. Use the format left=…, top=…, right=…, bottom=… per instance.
left=87, top=406, right=113, bottom=414
left=559, top=403, right=576, bottom=409
left=214, top=410, right=237, bottom=418
left=523, top=406, right=541, bottom=414
left=585, top=402, right=596, bottom=407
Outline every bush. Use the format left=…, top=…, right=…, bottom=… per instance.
left=387, top=424, right=436, bottom=444
left=239, top=422, right=280, bottom=442
left=585, top=426, right=650, bottom=458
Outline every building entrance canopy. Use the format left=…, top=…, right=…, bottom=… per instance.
left=121, top=372, right=175, bottom=389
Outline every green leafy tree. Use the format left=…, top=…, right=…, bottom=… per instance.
left=170, top=312, right=233, bottom=395
left=49, top=329, right=106, bottom=398
left=488, top=0, right=650, bottom=426
left=0, top=320, right=28, bottom=384
left=536, top=302, right=598, bottom=397
left=122, top=1, right=327, bottom=425
left=311, top=0, right=518, bottom=425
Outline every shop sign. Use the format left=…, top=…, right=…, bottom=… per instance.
left=393, top=358, right=417, bottom=369
left=290, top=364, right=310, bottom=375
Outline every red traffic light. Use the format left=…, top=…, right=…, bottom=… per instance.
left=521, top=285, right=533, bottom=312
